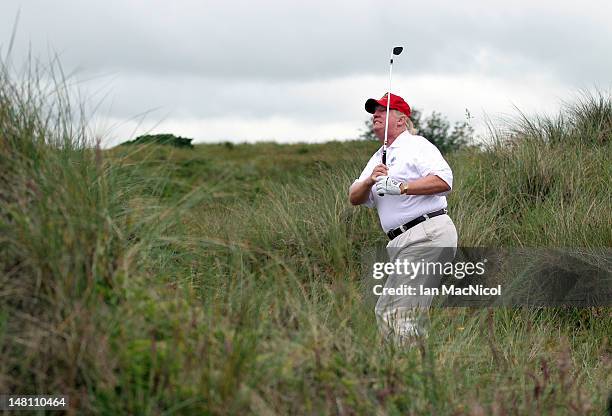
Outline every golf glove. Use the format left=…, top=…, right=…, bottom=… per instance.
left=375, top=176, right=402, bottom=195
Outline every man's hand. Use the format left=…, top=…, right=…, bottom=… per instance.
left=368, top=164, right=388, bottom=185
left=376, top=176, right=403, bottom=195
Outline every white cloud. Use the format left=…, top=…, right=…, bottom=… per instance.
left=91, top=71, right=572, bottom=147
left=95, top=115, right=361, bottom=147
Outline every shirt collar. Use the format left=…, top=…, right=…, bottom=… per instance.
left=387, top=130, right=411, bottom=149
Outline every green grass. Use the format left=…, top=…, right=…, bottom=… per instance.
left=1, top=57, right=611, bottom=415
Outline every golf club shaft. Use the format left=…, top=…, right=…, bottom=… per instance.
left=379, top=53, right=394, bottom=196
left=379, top=46, right=402, bottom=197
left=382, top=53, right=394, bottom=165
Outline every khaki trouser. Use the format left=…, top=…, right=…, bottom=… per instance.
left=375, top=214, right=458, bottom=340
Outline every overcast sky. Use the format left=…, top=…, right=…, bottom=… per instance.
left=1, top=1, right=611, bottom=146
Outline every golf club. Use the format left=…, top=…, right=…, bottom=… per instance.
left=379, top=46, right=403, bottom=196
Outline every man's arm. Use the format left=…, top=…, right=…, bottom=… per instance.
left=349, top=178, right=375, bottom=205
left=400, top=174, right=450, bottom=195
left=349, top=163, right=388, bottom=205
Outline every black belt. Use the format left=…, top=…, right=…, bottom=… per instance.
left=386, top=208, right=448, bottom=240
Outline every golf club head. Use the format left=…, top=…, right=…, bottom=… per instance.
left=393, top=46, right=403, bottom=55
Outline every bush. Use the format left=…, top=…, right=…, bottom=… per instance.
left=122, top=133, right=194, bottom=148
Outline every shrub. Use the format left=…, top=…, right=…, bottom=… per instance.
left=122, top=133, right=194, bottom=148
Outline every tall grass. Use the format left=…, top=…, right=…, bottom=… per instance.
left=449, top=92, right=611, bottom=248
left=1, top=55, right=610, bottom=414
left=0, top=57, right=181, bottom=411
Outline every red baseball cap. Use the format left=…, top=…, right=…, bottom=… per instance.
left=365, top=93, right=411, bottom=117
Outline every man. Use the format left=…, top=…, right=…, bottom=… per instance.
left=349, top=93, right=458, bottom=344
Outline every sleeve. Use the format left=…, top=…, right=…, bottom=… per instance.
left=352, top=156, right=379, bottom=208
left=415, top=140, right=453, bottom=196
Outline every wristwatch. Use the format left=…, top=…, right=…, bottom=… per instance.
left=400, top=182, right=409, bottom=195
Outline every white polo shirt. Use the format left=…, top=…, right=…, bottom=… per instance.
left=354, top=131, right=453, bottom=233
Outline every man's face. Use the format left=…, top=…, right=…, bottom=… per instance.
left=372, top=105, right=403, bottom=142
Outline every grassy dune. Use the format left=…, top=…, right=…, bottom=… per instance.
left=1, top=59, right=611, bottom=414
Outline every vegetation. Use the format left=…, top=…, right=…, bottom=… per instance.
left=122, top=133, right=194, bottom=148
left=1, top=55, right=610, bottom=415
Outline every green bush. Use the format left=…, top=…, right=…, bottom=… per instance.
left=122, top=133, right=194, bottom=148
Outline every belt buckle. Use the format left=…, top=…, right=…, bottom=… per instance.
left=423, top=213, right=430, bottom=220
left=399, top=224, right=407, bottom=233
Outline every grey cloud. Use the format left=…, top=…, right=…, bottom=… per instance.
left=81, top=73, right=369, bottom=123
left=2, top=0, right=610, bottom=86
left=1, top=0, right=610, bottom=146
